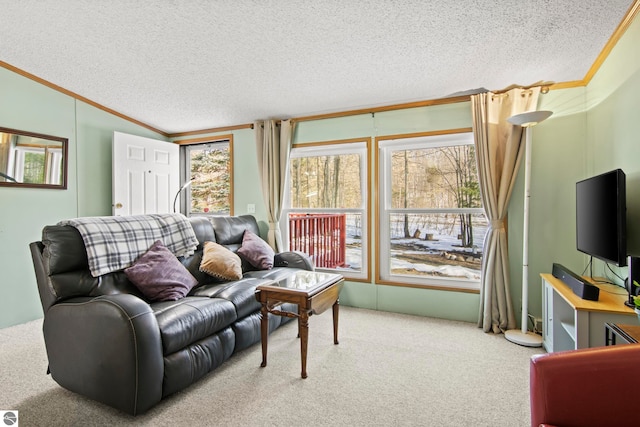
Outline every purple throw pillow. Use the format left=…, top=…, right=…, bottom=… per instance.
left=125, top=240, right=198, bottom=302
left=237, top=230, right=274, bottom=270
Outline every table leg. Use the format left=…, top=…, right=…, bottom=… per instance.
left=260, top=304, right=268, bottom=367
left=300, top=310, right=309, bottom=379
left=333, top=299, right=340, bottom=345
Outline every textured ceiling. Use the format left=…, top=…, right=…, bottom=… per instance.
left=0, top=1, right=635, bottom=134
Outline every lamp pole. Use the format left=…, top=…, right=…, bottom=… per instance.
left=172, top=179, right=194, bottom=213
left=505, top=110, right=553, bottom=347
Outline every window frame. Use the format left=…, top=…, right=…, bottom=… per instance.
left=178, top=135, right=234, bottom=217
left=376, top=129, right=483, bottom=292
left=282, top=138, right=371, bottom=281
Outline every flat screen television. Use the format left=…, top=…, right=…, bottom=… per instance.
left=576, top=169, right=627, bottom=267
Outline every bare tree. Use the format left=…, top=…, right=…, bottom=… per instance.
left=435, top=146, right=480, bottom=247
left=332, top=156, right=341, bottom=207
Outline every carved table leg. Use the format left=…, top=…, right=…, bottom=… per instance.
left=299, top=310, right=309, bottom=379
left=333, top=299, right=340, bottom=345
left=260, top=304, right=269, bottom=368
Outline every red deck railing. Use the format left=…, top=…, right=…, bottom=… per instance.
left=288, top=213, right=347, bottom=269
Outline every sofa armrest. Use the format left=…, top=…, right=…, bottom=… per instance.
left=274, top=251, right=314, bottom=271
left=530, top=344, right=640, bottom=427
left=43, top=294, right=163, bottom=415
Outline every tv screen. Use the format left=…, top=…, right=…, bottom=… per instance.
left=576, top=169, right=627, bottom=267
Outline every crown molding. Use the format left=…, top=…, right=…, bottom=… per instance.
left=582, top=0, right=640, bottom=85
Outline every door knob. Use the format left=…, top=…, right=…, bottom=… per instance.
left=115, top=203, right=123, bottom=209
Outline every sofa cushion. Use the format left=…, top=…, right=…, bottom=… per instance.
left=199, top=241, right=242, bottom=281
left=237, top=230, right=274, bottom=270
left=42, top=225, right=89, bottom=274
left=191, top=277, right=271, bottom=319
left=125, top=240, right=198, bottom=302
left=162, top=326, right=235, bottom=397
left=232, top=311, right=281, bottom=353
left=151, top=297, right=237, bottom=355
left=188, top=216, right=216, bottom=249
left=210, top=215, right=260, bottom=247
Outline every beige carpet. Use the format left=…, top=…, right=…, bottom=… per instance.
left=0, top=306, right=543, bottom=426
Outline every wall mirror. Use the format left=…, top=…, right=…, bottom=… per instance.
left=0, top=127, right=68, bottom=189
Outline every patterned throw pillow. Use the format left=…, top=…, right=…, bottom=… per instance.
left=199, top=241, right=243, bottom=280
left=125, top=240, right=198, bottom=302
left=237, top=230, right=274, bottom=270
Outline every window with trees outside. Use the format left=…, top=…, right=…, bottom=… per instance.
left=182, top=140, right=232, bottom=216
left=283, top=140, right=369, bottom=280
left=378, top=131, right=485, bottom=291
left=12, top=146, right=63, bottom=185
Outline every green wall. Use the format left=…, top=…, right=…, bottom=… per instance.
left=586, top=13, right=640, bottom=268
left=0, top=68, right=166, bottom=328
left=509, top=14, right=640, bottom=324
left=508, top=87, right=588, bottom=323
left=0, top=68, right=78, bottom=328
left=2, top=11, right=639, bottom=329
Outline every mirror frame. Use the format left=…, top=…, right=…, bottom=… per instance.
left=0, top=126, right=68, bottom=189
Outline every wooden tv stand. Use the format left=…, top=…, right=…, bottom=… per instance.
left=541, top=273, right=635, bottom=352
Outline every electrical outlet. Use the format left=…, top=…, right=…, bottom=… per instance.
left=247, top=204, right=256, bottom=213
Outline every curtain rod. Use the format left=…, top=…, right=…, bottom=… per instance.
left=491, top=82, right=554, bottom=95
left=181, top=86, right=551, bottom=135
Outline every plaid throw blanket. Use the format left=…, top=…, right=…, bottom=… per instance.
left=59, top=213, right=199, bottom=277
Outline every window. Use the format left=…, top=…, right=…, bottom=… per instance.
left=378, top=131, right=485, bottom=291
left=283, top=140, right=369, bottom=280
left=21, top=150, right=45, bottom=183
left=9, top=144, right=63, bottom=185
left=181, top=140, right=233, bottom=216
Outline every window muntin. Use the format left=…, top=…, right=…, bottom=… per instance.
left=184, top=141, right=232, bottom=216
left=284, top=141, right=369, bottom=280
left=379, top=132, right=485, bottom=290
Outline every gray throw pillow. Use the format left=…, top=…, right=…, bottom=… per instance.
left=237, top=230, right=274, bottom=270
left=125, top=240, right=198, bottom=301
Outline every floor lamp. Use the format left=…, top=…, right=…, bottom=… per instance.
left=505, top=110, right=553, bottom=347
left=172, top=179, right=194, bottom=213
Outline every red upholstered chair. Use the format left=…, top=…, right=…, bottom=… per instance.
left=530, top=344, right=640, bottom=427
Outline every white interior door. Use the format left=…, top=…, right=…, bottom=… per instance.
left=112, top=131, right=179, bottom=216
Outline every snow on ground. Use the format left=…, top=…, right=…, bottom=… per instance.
left=389, top=255, right=481, bottom=280
left=391, top=235, right=481, bottom=255
left=340, top=235, right=482, bottom=280
left=302, top=215, right=486, bottom=279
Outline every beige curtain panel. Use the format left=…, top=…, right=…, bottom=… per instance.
left=254, top=119, right=294, bottom=252
left=471, top=87, right=541, bottom=333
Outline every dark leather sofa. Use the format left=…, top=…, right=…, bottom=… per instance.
left=30, top=215, right=313, bottom=415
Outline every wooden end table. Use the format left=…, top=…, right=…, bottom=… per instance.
left=255, top=271, right=344, bottom=378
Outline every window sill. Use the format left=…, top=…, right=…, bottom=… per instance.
left=375, top=278, right=480, bottom=294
